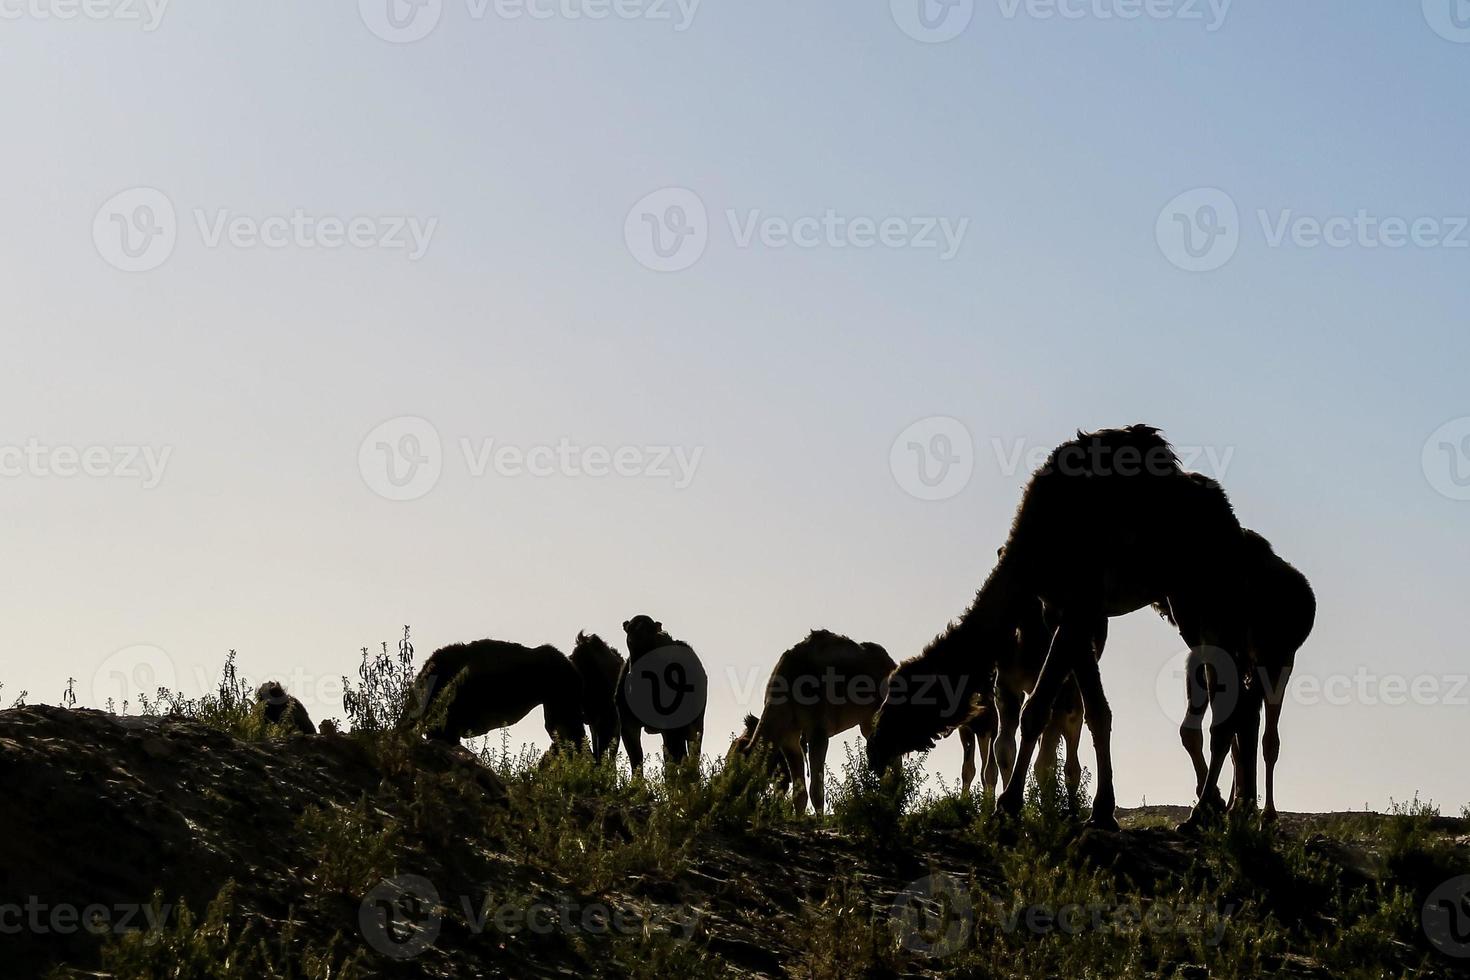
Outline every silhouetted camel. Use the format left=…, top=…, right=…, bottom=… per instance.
left=402, top=639, right=586, bottom=750
left=728, top=713, right=797, bottom=791
left=253, top=681, right=316, bottom=734
left=1162, top=526, right=1315, bottom=823
left=868, top=425, right=1251, bottom=831
left=570, top=631, right=624, bottom=762
left=732, top=629, right=895, bottom=813
left=617, top=615, right=706, bottom=772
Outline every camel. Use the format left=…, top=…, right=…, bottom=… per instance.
left=731, top=629, right=896, bottom=813
left=976, top=593, right=1089, bottom=802
left=617, top=615, right=706, bottom=772
left=402, top=639, right=586, bottom=750
left=909, top=592, right=1090, bottom=801
left=570, top=631, right=624, bottom=762
left=1163, top=525, right=1315, bottom=823
left=867, top=425, right=1252, bottom=831
left=253, top=681, right=317, bottom=734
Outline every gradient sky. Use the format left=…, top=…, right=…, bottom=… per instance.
left=2, top=1, right=1467, bottom=813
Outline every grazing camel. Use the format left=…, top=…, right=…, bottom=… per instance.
left=732, top=629, right=896, bottom=814
left=728, top=713, right=797, bottom=791
left=868, top=425, right=1252, bottom=831
left=1164, top=525, right=1316, bottom=823
left=402, top=639, right=586, bottom=750
left=570, top=632, right=624, bottom=762
left=617, top=615, right=707, bottom=772
left=980, top=594, right=1089, bottom=802
left=253, top=681, right=317, bottom=734
left=918, top=593, right=1090, bottom=801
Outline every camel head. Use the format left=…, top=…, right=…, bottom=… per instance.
left=622, top=614, right=672, bottom=658
left=865, top=628, right=1000, bottom=775
left=255, top=680, right=289, bottom=706
left=726, top=713, right=760, bottom=763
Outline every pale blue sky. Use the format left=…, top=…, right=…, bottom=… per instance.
left=2, top=1, right=1467, bottom=812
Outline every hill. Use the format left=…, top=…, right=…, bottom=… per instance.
left=2, top=704, right=1468, bottom=978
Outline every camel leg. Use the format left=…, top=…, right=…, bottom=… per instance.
left=1262, top=692, right=1286, bottom=824
left=779, top=737, right=808, bottom=813
left=996, top=621, right=1087, bottom=820
left=1230, top=674, right=1264, bottom=815
left=1062, top=704, right=1083, bottom=809
left=1180, top=661, right=1210, bottom=799
left=662, top=729, right=688, bottom=766
left=958, top=724, right=977, bottom=795
left=1182, top=630, right=1249, bottom=830
left=1068, top=645, right=1118, bottom=830
left=977, top=710, right=999, bottom=795
left=1036, top=722, right=1061, bottom=793
left=808, top=731, right=830, bottom=815
left=620, top=717, right=644, bottom=775
left=995, top=686, right=1022, bottom=789
left=688, top=712, right=705, bottom=762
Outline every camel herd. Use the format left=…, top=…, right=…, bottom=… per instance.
left=256, top=425, right=1315, bottom=829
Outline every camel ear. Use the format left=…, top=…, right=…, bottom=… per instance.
left=622, top=620, right=630, bottom=630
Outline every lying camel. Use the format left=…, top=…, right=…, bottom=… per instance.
left=733, top=629, right=895, bottom=813
left=402, top=639, right=586, bottom=750
left=617, top=615, right=706, bottom=772
left=253, top=681, right=317, bottom=734
left=570, top=631, right=624, bottom=762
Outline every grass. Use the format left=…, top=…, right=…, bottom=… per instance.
left=12, top=644, right=1466, bottom=978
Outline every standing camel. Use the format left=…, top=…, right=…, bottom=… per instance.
left=912, top=590, right=1089, bottom=801
left=982, top=593, right=1088, bottom=802
left=867, top=425, right=1252, bottom=831
left=402, top=639, right=587, bottom=750
left=1164, top=525, right=1315, bottom=823
left=571, top=631, right=625, bottom=762
left=732, top=629, right=895, bottom=814
left=617, top=615, right=707, bottom=772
